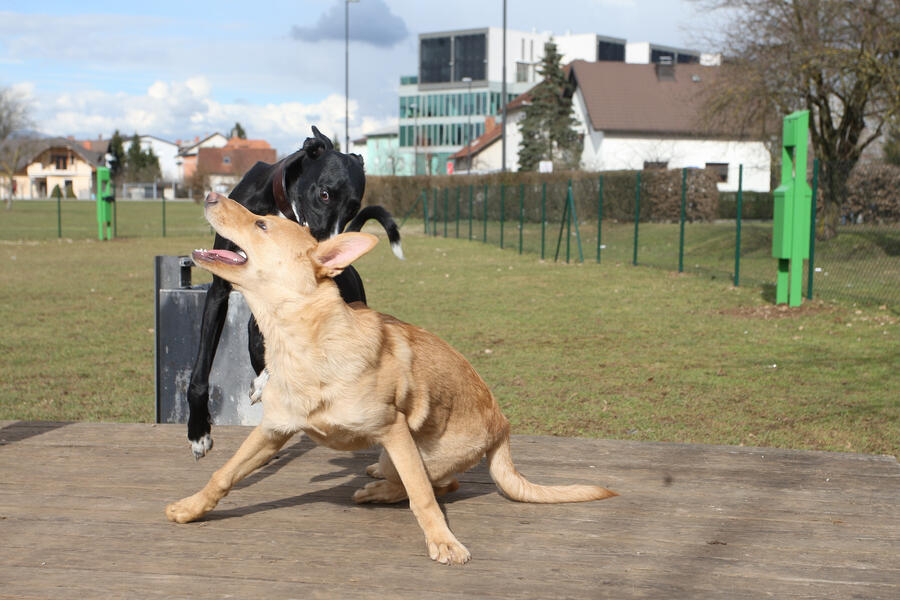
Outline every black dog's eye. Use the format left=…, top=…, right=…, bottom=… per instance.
left=320, top=189, right=330, bottom=202
left=255, top=220, right=267, bottom=231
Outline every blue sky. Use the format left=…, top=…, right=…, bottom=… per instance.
left=1, top=0, right=709, bottom=155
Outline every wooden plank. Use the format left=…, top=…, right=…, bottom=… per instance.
left=0, top=421, right=898, bottom=599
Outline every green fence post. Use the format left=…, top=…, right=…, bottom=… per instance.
left=422, top=189, right=429, bottom=234
left=541, top=182, right=547, bottom=260
left=554, top=188, right=570, bottom=262
left=443, top=187, right=448, bottom=237
left=483, top=184, right=488, bottom=243
left=500, top=183, right=506, bottom=249
left=518, top=183, right=524, bottom=255
left=432, top=189, right=438, bottom=237
left=734, top=164, right=744, bottom=287
left=597, top=175, right=604, bottom=263
left=57, top=191, right=62, bottom=238
left=455, top=186, right=460, bottom=238
left=807, top=158, right=819, bottom=300
left=162, top=194, right=167, bottom=237
left=568, top=179, right=584, bottom=263
left=678, top=168, right=686, bottom=272
left=633, top=171, right=641, bottom=266
left=734, top=165, right=745, bottom=285
left=468, top=185, right=473, bottom=240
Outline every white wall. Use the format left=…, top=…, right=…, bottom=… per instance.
left=139, top=136, right=179, bottom=182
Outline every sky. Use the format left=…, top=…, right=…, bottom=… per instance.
left=0, top=0, right=711, bottom=156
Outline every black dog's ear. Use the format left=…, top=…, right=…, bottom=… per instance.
left=349, top=153, right=364, bottom=169
left=302, top=136, right=327, bottom=160
left=311, top=126, right=334, bottom=151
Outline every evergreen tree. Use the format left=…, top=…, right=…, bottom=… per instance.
left=517, top=39, right=582, bottom=171
left=122, top=133, right=161, bottom=182
left=107, top=130, right=126, bottom=179
left=230, top=122, right=247, bottom=139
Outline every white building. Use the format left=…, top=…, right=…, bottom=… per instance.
left=134, top=135, right=181, bottom=182
left=399, top=27, right=715, bottom=176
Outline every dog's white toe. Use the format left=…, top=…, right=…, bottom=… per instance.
left=191, top=434, right=213, bottom=460
left=249, top=369, right=269, bottom=405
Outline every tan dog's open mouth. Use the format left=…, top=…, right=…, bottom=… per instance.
left=192, top=248, right=248, bottom=266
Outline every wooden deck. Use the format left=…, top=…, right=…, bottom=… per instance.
left=0, top=421, right=898, bottom=599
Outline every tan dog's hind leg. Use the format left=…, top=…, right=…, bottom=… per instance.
left=376, top=413, right=470, bottom=565
left=166, top=425, right=293, bottom=523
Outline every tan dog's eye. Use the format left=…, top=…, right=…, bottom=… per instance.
left=320, top=189, right=329, bottom=202
left=255, top=220, right=267, bottom=231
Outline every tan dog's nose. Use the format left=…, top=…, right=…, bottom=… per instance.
left=205, top=192, right=223, bottom=206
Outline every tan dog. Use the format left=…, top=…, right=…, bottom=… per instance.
left=166, top=192, right=617, bottom=564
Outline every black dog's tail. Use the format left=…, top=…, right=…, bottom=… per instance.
left=345, top=206, right=404, bottom=259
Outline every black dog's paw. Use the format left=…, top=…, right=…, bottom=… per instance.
left=187, top=415, right=213, bottom=460
left=190, top=434, right=213, bottom=461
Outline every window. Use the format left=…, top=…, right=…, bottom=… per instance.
left=650, top=49, right=675, bottom=64
left=643, top=161, right=668, bottom=170
left=706, top=162, right=729, bottom=183
left=677, top=53, right=699, bottom=64
left=597, top=40, right=625, bottom=62
left=52, top=154, right=68, bottom=170
left=223, top=156, right=231, bottom=165
left=421, top=37, right=451, bottom=83
left=453, top=33, right=486, bottom=81
left=516, top=62, right=531, bottom=82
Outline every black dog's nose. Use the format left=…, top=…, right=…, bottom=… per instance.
left=205, top=192, right=222, bottom=206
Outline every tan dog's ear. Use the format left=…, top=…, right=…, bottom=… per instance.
left=312, top=233, right=379, bottom=278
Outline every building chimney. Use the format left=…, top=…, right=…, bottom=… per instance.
left=655, top=55, right=675, bottom=81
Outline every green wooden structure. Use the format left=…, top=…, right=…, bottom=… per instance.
left=96, top=166, right=115, bottom=241
left=772, top=111, right=812, bottom=307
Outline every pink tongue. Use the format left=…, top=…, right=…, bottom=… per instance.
left=211, top=250, right=244, bottom=263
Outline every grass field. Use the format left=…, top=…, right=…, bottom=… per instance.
left=1, top=203, right=897, bottom=456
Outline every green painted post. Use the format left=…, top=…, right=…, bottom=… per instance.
left=96, top=166, right=114, bottom=240
left=500, top=183, right=506, bottom=249
left=56, top=191, right=62, bottom=238
left=518, top=183, right=524, bottom=255
left=734, top=164, right=744, bottom=287
left=597, top=175, right=603, bottom=263
left=773, top=110, right=812, bottom=307
left=162, top=194, right=167, bottom=237
left=541, top=182, right=547, bottom=260
left=483, top=184, right=488, bottom=243
left=422, top=189, right=429, bottom=234
left=468, top=185, right=473, bottom=240
left=633, top=172, right=641, bottom=266
left=432, top=189, right=438, bottom=237
left=807, top=158, right=819, bottom=300
left=678, top=168, right=686, bottom=272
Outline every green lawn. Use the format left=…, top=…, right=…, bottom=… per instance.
left=1, top=212, right=897, bottom=456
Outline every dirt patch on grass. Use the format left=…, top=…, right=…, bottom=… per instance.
left=717, top=301, right=837, bottom=320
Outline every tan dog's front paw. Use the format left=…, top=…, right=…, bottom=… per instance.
left=427, top=535, right=471, bottom=565
left=365, top=462, right=383, bottom=478
left=165, top=492, right=217, bottom=523
left=353, top=480, right=407, bottom=504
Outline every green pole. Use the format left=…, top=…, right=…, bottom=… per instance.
left=443, top=187, right=448, bottom=237
left=807, top=158, right=819, bottom=300
left=734, top=165, right=744, bottom=287
left=422, top=189, right=429, bottom=234
left=633, top=171, right=641, bottom=266
left=518, top=183, right=524, bottom=255
left=500, top=183, right=505, bottom=249
left=57, top=192, right=62, bottom=238
left=162, top=194, right=167, bottom=237
left=432, top=189, right=438, bottom=237
left=569, top=179, right=584, bottom=263
left=483, top=184, right=488, bottom=243
left=597, top=175, right=603, bottom=264
left=554, top=191, right=570, bottom=262
left=541, top=182, right=547, bottom=260
left=456, top=186, right=460, bottom=238
left=566, top=181, right=572, bottom=263
left=468, top=184, right=473, bottom=240
left=678, top=168, right=686, bottom=273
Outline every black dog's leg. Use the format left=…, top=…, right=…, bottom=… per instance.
left=186, top=273, right=231, bottom=458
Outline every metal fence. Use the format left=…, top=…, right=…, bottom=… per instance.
left=410, top=165, right=900, bottom=310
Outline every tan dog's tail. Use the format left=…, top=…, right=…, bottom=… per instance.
left=487, top=435, right=617, bottom=503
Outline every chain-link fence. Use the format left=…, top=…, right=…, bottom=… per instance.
left=409, top=163, right=899, bottom=310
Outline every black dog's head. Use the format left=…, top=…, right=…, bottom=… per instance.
left=282, top=127, right=365, bottom=241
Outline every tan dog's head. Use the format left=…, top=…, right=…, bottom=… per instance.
left=192, top=192, right=378, bottom=301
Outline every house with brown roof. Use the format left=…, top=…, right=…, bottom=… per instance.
left=194, top=137, right=276, bottom=195
left=1, top=137, right=104, bottom=200
left=568, top=59, right=770, bottom=191
left=452, top=60, right=770, bottom=191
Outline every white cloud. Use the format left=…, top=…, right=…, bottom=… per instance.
left=28, top=77, right=387, bottom=156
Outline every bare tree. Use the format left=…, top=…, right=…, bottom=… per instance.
left=0, top=86, right=33, bottom=209
left=694, top=0, right=900, bottom=239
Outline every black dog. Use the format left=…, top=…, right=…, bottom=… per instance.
left=186, top=127, right=402, bottom=459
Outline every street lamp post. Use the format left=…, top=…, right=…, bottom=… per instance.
left=462, top=77, right=473, bottom=174
left=345, top=0, right=359, bottom=153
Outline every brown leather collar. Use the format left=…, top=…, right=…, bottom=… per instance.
left=272, top=161, right=297, bottom=222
